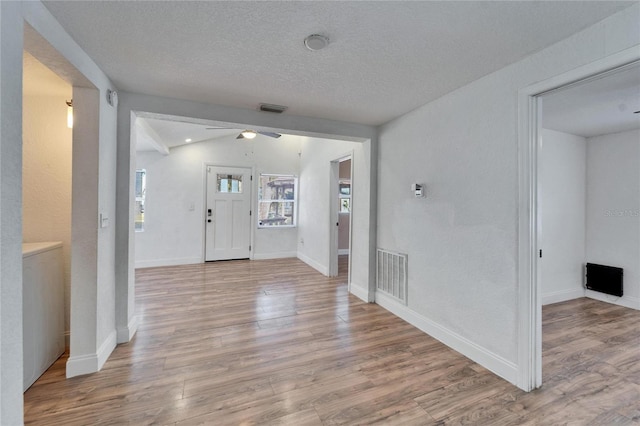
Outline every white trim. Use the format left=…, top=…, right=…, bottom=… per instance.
left=135, top=257, right=201, bottom=269
left=329, top=160, right=340, bottom=277
left=585, top=291, right=640, bottom=311
left=349, top=282, right=370, bottom=303
left=117, top=315, right=138, bottom=343
left=376, top=292, right=518, bottom=385
left=66, top=354, right=98, bottom=378
left=297, top=252, right=329, bottom=276
left=338, top=249, right=350, bottom=255
left=252, top=251, right=297, bottom=260
left=97, top=331, right=117, bottom=370
left=66, top=330, right=117, bottom=378
left=542, top=289, right=585, bottom=306
left=517, top=46, right=640, bottom=392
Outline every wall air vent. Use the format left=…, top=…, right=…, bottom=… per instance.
left=376, top=248, right=408, bottom=305
left=259, top=103, right=288, bottom=114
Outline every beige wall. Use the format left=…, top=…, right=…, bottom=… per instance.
left=23, top=52, right=72, bottom=342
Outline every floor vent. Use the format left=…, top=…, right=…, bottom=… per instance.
left=376, top=248, right=408, bottom=305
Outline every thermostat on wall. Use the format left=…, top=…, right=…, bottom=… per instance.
left=107, top=89, right=118, bottom=107
left=411, top=183, right=425, bottom=198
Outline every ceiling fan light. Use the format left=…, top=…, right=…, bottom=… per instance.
left=241, top=130, right=257, bottom=139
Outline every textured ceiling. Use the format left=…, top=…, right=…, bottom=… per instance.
left=543, top=62, right=640, bottom=138
left=43, top=1, right=633, bottom=126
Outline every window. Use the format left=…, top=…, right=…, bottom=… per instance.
left=339, top=179, right=351, bottom=213
left=258, top=174, right=297, bottom=227
left=135, top=169, right=146, bottom=231
left=217, top=173, right=243, bottom=193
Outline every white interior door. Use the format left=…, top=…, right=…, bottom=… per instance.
left=205, top=166, right=252, bottom=261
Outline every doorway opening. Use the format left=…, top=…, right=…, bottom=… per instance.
left=21, top=51, right=71, bottom=391
left=329, top=154, right=353, bottom=287
left=517, top=46, right=639, bottom=391
left=537, top=61, right=640, bottom=385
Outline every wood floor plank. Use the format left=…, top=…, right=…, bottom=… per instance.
left=24, top=257, right=640, bottom=425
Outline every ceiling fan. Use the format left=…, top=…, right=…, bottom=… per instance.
left=206, top=128, right=281, bottom=139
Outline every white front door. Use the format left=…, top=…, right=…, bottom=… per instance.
left=205, top=166, right=252, bottom=261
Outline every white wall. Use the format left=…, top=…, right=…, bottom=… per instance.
left=135, top=134, right=301, bottom=267
left=297, top=138, right=361, bottom=275
left=23, top=53, right=73, bottom=342
left=0, top=2, right=26, bottom=423
left=586, top=129, right=640, bottom=309
left=376, top=4, right=639, bottom=386
left=540, top=129, right=587, bottom=305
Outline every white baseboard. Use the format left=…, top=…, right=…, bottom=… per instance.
left=585, top=290, right=640, bottom=311
left=66, top=330, right=117, bottom=378
left=135, top=257, right=201, bottom=269
left=252, top=251, right=297, bottom=260
left=117, top=315, right=138, bottom=343
left=297, top=252, right=329, bottom=276
left=97, top=331, right=117, bottom=370
left=375, top=291, right=518, bottom=386
left=338, top=249, right=350, bottom=255
left=349, top=282, right=371, bottom=303
left=542, top=288, right=585, bottom=306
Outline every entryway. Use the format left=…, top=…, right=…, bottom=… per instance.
left=205, top=165, right=252, bottom=261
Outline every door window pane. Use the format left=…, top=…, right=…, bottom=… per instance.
left=217, top=174, right=243, bottom=193
left=135, top=169, right=146, bottom=232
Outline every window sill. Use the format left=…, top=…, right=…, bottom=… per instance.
left=257, top=225, right=297, bottom=229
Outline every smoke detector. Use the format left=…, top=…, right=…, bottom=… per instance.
left=304, top=34, right=330, bottom=51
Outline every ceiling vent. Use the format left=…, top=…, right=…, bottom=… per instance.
left=259, top=103, right=288, bottom=114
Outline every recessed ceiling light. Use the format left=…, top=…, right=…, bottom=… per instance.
left=185, top=138, right=192, bottom=142
left=304, top=34, right=330, bottom=51
left=241, top=130, right=257, bottom=139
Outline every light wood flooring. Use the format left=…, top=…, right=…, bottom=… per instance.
left=24, top=257, right=640, bottom=425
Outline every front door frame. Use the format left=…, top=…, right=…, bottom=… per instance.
left=201, top=162, right=255, bottom=262
left=516, top=46, right=640, bottom=391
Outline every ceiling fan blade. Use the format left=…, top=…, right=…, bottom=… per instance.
left=258, top=131, right=282, bottom=139
left=236, top=133, right=245, bottom=139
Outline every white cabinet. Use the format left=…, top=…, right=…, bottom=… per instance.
left=23, top=242, right=65, bottom=392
